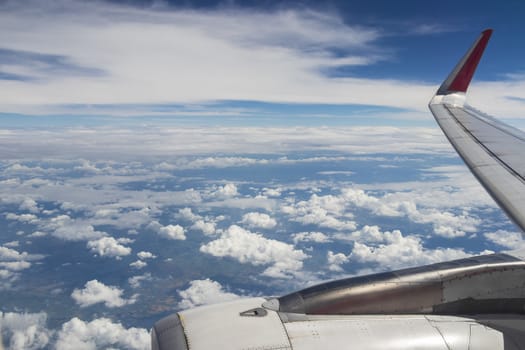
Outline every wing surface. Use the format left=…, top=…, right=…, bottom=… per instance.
left=429, top=29, right=525, bottom=233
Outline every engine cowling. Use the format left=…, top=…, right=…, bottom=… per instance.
left=152, top=297, right=507, bottom=350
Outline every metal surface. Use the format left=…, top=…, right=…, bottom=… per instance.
left=474, top=315, right=525, bottom=350
left=429, top=102, right=525, bottom=232
left=178, top=297, right=292, bottom=350
left=283, top=315, right=505, bottom=350
left=151, top=313, right=188, bottom=350
left=275, top=254, right=525, bottom=315
left=437, top=29, right=492, bottom=94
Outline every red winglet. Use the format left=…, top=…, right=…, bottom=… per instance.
left=437, top=29, right=492, bottom=95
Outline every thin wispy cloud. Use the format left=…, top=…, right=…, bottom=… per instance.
left=0, top=0, right=431, bottom=117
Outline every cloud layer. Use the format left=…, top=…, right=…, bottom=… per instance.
left=0, top=0, right=439, bottom=116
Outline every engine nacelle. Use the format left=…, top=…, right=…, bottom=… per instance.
left=152, top=253, right=525, bottom=349
left=152, top=297, right=507, bottom=350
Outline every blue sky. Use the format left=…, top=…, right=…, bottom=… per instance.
left=1, top=0, right=524, bottom=126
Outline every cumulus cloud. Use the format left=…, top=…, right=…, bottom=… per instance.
left=282, top=193, right=357, bottom=231
left=484, top=230, right=525, bottom=250
left=136, top=251, right=156, bottom=260
left=3, top=241, right=19, bottom=248
left=177, top=279, right=240, bottom=310
left=282, top=184, right=485, bottom=239
left=157, top=224, right=186, bottom=240
left=334, top=225, right=386, bottom=243
left=0, top=312, right=51, bottom=350
left=177, top=207, right=201, bottom=221
left=210, top=183, right=239, bottom=199
left=71, top=280, right=137, bottom=308
left=0, top=246, right=42, bottom=262
left=341, top=187, right=483, bottom=238
left=292, top=231, right=331, bottom=244
left=87, top=236, right=132, bottom=259
left=130, top=260, right=147, bottom=269
left=1, top=312, right=149, bottom=350
left=5, top=213, right=38, bottom=223
left=176, top=208, right=217, bottom=235
left=55, top=317, right=149, bottom=350
left=241, top=212, right=277, bottom=229
left=191, top=220, right=216, bottom=235
left=349, top=227, right=472, bottom=270
left=45, top=215, right=107, bottom=241
left=327, top=251, right=350, bottom=272
left=0, top=246, right=44, bottom=287
left=200, top=225, right=308, bottom=278
left=128, top=273, right=152, bottom=288
left=19, top=198, right=39, bottom=213
left=262, top=187, right=282, bottom=198
left=0, top=261, right=32, bottom=271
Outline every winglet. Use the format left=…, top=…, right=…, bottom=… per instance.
left=436, top=29, right=492, bottom=95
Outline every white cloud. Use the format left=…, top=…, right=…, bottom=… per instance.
left=128, top=273, right=152, bottom=288
left=130, top=260, right=147, bottom=269
left=87, top=236, right=132, bottom=259
left=0, top=312, right=51, bottom=350
left=136, top=251, right=156, bottom=260
left=1, top=312, right=149, bottom=350
left=282, top=193, right=357, bottom=231
left=241, top=212, right=277, bottom=229
left=28, top=231, right=47, bottom=238
left=205, top=196, right=278, bottom=212
left=55, top=317, right=149, bottom=350
left=0, top=261, right=31, bottom=271
left=340, top=187, right=483, bottom=238
left=292, top=231, right=331, bottom=244
left=0, top=0, right=464, bottom=117
left=157, top=224, right=186, bottom=240
left=334, top=225, right=387, bottom=243
left=484, top=230, right=525, bottom=250
left=5, top=164, right=45, bottom=173
left=200, top=225, right=308, bottom=278
left=5, top=213, right=38, bottom=223
left=0, top=127, right=451, bottom=161
left=350, top=227, right=472, bottom=270
left=176, top=208, right=217, bottom=235
left=46, top=215, right=107, bottom=241
left=71, top=280, right=137, bottom=308
left=0, top=246, right=44, bottom=284
left=175, top=157, right=266, bottom=170
left=262, top=187, right=282, bottom=198
left=0, top=246, right=42, bottom=262
left=210, top=183, right=239, bottom=199
left=191, top=220, right=216, bottom=236
left=3, top=240, right=19, bottom=248
left=19, top=198, right=39, bottom=213
left=177, top=207, right=201, bottom=221
left=177, top=279, right=240, bottom=310
left=327, top=251, right=349, bottom=272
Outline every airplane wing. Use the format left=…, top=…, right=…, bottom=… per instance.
left=429, top=29, right=525, bottom=233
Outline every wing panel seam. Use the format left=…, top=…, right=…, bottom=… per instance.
left=443, top=104, right=525, bottom=185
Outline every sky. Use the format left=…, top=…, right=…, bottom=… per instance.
left=1, top=1, right=525, bottom=349
left=1, top=0, right=525, bottom=126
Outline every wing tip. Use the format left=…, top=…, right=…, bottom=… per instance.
left=436, top=29, right=493, bottom=96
